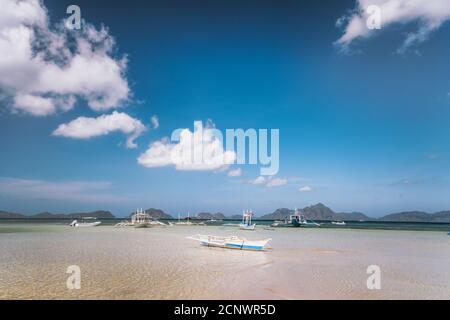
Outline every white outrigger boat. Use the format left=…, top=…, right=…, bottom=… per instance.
left=239, top=210, right=256, bottom=230
left=114, top=208, right=168, bottom=227
left=331, top=221, right=346, bottom=226
left=271, top=208, right=321, bottom=228
left=69, top=217, right=101, bottom=227
left=187, top=234, right=271, bottom=251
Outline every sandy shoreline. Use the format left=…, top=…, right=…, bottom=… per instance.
left=0, top=225, right=449, bottom=299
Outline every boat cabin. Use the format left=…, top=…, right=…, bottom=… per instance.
left=131, top=208, right=152, bottom=224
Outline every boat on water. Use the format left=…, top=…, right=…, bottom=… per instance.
left=239, top=210, right=256, bottom=230
left=187, top=234, right=271, bottom=251
left=331, top=221, right=346, bottom=226
left=175, top=213, right=194, bottom=225
left=271, top=208, right=321, bottom=228
left=69, top=217, right=101, bottom=227
left=114, top=208, right=167, bottom=227
left=204, top=218, right=223, bottom=225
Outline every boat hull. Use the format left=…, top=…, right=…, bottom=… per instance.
left=239, top=223, right=256, bottom=230
left=74, top=221, right=101, bottom=227
left=299, top=222, right=321, bottom=227
left=271, top=220, right=300, bottom=228
left=188, top=235, right=271, bottom=251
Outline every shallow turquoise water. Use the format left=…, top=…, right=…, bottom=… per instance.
left=1, top=218, right=449, bottom=232
left=0, top=224, right=448, bottom=299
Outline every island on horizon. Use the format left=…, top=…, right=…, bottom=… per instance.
left=2, top=203, right=450, bottom=223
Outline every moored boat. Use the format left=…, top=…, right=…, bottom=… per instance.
left=114, top=208, right=168, bottom=227
left=239, top=210, right=256, bottom=230
left=187, top=234, right=271, bottom=251
left=175, top=213, right=194, bottom=225
left=271, top=208, right=321, bottom=227
left=204, top=219, right=224, bottom=226
left=331, top=221, right=346, bottom=226
left=271, top=209, right=301, bottom=227
left=69, top=217, right=101, bottom=227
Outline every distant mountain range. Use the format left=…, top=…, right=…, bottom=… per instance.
left=259, top=203, right=372, bottom=221
left=1, top=204, right=450, bottom=223
left=196, top=212, right=226, bottom=220
left=379, top=211, right=450, bottom=223
left=259, top=203, right=450, bottom=223
left=0, top=210, right=115, bottom=219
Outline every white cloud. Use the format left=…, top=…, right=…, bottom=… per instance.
left=150, top=115, right=159, bottom=129
left=0, top=0, right=129, bottom=116
left=227, top=168, right=242, bottom=177
left=266, top=178, right=288, bottom=187
left=137, top=121, right=236, bottom=171
left=13, top=94, right=76, bottom=116
left=299, top=185, right=312, bottom=192
left=250, top=176, right=268, bottom=185
left=0, top=176, right=126, bottom=203
left=249, top=176, right=288, bottom=187
left=13, top=94, right=55, bottom=116
left=52, top=111, right=146, bottom=149
left=335, top=0, right=450, bottom=52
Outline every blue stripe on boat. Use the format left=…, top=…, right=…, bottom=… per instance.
left=225, top=243, right=264, bottom=250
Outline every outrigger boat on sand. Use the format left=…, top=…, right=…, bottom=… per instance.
left=187, top=234, right=271, bottom=251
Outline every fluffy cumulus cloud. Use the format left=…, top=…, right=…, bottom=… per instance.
left=138, top=121, right=236, bottom=171
left=335, top=0, right=450, bottom=52
left=249, top=176, right=288, bottom=187
left=0, top=0, right=129, bottom=116
left=227, top=168, right=242, bottom=177
left=52, top=111, right=146, bottom=148
left=299, top=185, right=312, bottom=192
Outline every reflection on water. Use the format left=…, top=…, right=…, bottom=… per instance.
left=0, top=224, right=449, bottom=299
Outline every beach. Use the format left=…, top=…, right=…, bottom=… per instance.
left=0, top=223, right=449, bottom=299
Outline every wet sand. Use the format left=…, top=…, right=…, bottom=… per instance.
left=0, top=224, right=449, bottom=299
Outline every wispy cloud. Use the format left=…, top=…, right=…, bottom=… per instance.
left=335, top=0, right=450, bottom=53
left=298, top=185, right=312, bottom=192
left=0, top=177, right=127, bottom=203
left=427, top=153, right=441, bottom=160
left=389, top=178, right=427, bottom=186
left=248, top=176, right=288, bottom=187
left=150, top=115, right=159, bottom=129
left=227, top=168, right=242, bottom=177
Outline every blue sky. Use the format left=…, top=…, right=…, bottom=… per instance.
left=0, top=0, right=450, bottom=217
